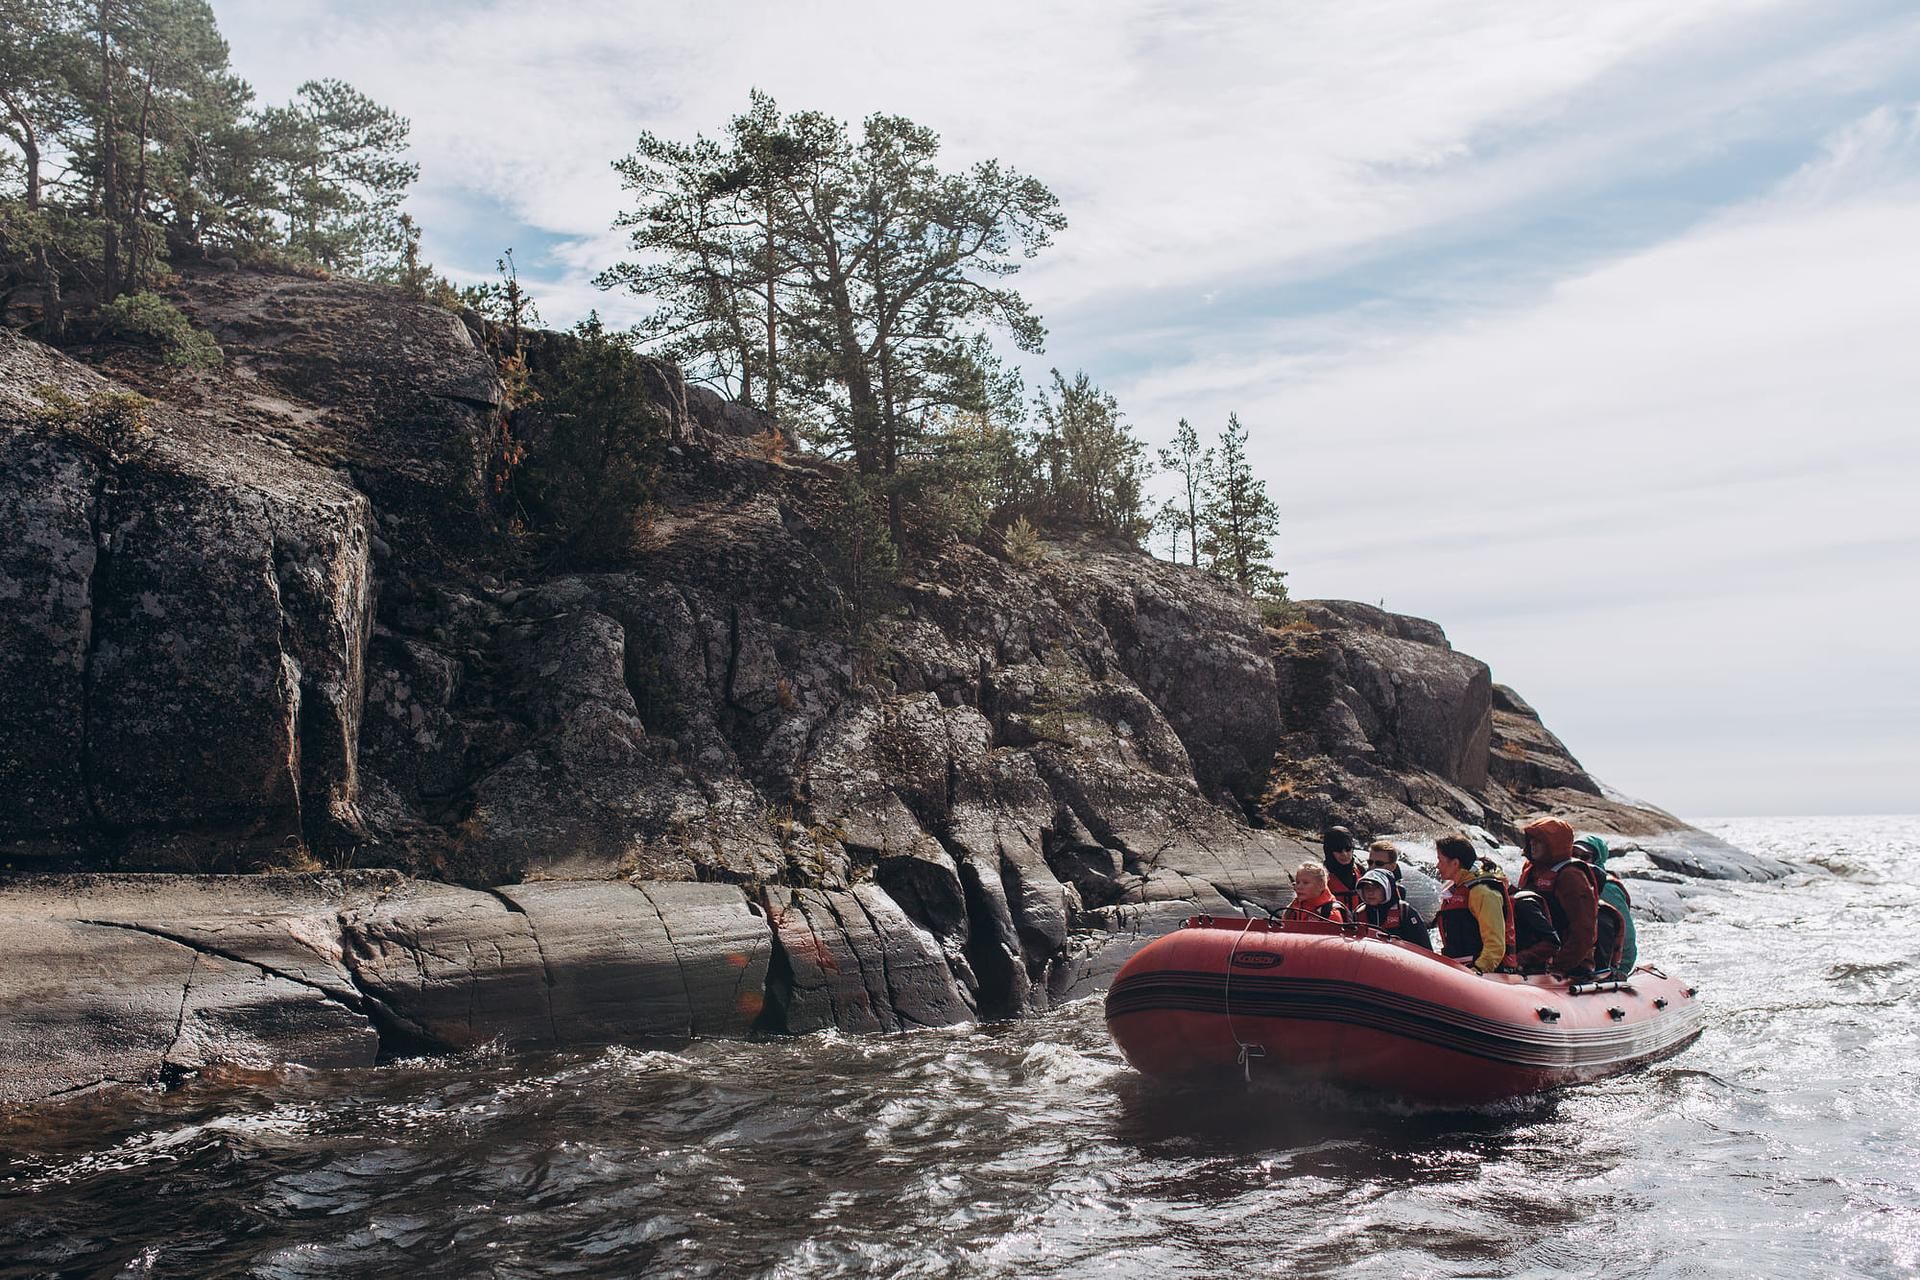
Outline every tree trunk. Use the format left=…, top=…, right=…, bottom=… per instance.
left=126, top=55, right=157, bottom=291
left=1, top=90, right=40, bottom=209
left=823, top=256, right=880, bottom=474
left=764, top=206, right=777, bottom=418
left=39, top=245, right=64, bottom=340
left=97, top=2, right=122, bottom=304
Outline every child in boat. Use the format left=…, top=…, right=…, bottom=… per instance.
left=1354, top=868, right=1432, bottom=948
left=1285, top=862, right=1350, bottom=923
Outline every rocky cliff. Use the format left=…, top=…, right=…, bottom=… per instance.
left=0, top=267, right=1774, bottom=1106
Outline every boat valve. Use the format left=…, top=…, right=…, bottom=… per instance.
left=1537, top=1007, right=1562, bottom=1022
left=1684, top=987, right=1698, bottom=997
left=1608, top=1007, right=1626, bottom=1020
left=1653, top=998, right=1669, bottom=1010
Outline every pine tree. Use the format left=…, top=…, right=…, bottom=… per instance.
left=1031, top=368, right=1148, bottom=542
left=605, top=92, right=1065, bottom=523
left=1154, top=416, right=1208, bottom=568
left=0, top=0, right=83, bottom=213
left=268, top=77, right=416, bottom=272
left=2, top=0, right=420, bottom=322
left=1197, top=412, right=1282, bottom=594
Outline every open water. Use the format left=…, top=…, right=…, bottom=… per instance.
left=3, top=816, right=1917, bottom=1279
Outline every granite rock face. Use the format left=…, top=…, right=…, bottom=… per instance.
left=1260, top=600, right=1744, bottom=876
left=0, top=328, right=373, bottom=865
left=0, top=268, right=1763, bottom=1107
left=166, top=269, right=503, bottom=558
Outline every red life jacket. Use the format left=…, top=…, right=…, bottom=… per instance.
left=1324, top=856, right=1363, bottom=914
left=1284, top=891, right=1349, bottom=924
left=1522, top=855, right=1601, bottom=899
left=1363, top=902, right=1409, bottom=930
left=1436, top=873, right=1517, bottom=971
left=1525, top=857, right=1626, bottom=972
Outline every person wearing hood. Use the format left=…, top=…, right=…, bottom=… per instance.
left=1285, top=862, right=1350, bottom=924
left=1322, top=826, right=1364, bottom=914
left=1575, top=833, right=1637, bottom=975
left=1518, top=818, right=1600, bottom=980
left=1354, top=868, right=1432, bottom=949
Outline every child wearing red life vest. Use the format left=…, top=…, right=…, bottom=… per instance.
left=1284, top=862, right=1350, bottom=924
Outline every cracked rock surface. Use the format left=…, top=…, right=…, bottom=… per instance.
left=0, top=267, right=1768, bottom=1106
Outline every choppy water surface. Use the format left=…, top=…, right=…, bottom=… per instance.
left=4, top=816, right=1918, bottom=1279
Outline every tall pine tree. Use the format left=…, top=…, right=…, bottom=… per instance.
left=1197, top=412, right=1281, bottom=594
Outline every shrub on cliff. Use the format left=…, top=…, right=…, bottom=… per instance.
left=512, top=315, right=667, bottom=563
left=32, top=382, right=156, bottom=461
left=98, top=293, right=223, bottom=369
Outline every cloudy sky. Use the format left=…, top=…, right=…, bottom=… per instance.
left=211, top=0, right=1920, bottom=818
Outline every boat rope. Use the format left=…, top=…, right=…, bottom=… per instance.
left=1222, top=915, right=1265, bottom=1081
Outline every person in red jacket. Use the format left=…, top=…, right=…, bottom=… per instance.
left=1285, top=862, right=1350, bottom=923
left=1518, top=817, right=1599, bottom=979
left=1321, top=826, right=1363, bottom=914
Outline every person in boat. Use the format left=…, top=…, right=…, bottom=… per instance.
left=1366, top=841, right=1405, bottom=896
left=1285, top=862, right=1351, bottom=923
left=1322, top=826, right=1364, bottom=914
left=1354, top=868, right=1432, bottom=948
left=1433, top=834, right=1517, bottom=974
left=1517, top=818, right=1607, bottom=980
left=1510, top=889, right=1562, bottom=972
left=1574, top=833, right=1637, bottom=976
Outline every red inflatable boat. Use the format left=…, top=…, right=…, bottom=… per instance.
left=1106, top=915, right=1703, bottom=1103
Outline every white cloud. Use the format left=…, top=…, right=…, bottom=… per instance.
left=213, top=0, right=1821, bottom=300
left=1139, top=109, right=1920, bottom=815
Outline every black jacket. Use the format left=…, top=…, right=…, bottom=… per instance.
left=1356, top=899, right=1433, bottom=950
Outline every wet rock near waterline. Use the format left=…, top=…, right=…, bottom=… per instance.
left=0, top=873, right=773, bottom=1107
left=1635, top=832, right=1793, bottom=882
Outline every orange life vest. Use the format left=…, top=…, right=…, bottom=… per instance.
left=1324, top=856, right=1363, bottom=914
left=1284, top=891, right=1349, bottom=924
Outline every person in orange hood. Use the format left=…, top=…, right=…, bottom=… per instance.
left=1518, top=817, right=1599, bottom=979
